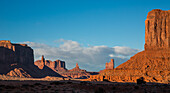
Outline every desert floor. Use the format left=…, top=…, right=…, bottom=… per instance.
left=0, top=80, right=170, bottom=93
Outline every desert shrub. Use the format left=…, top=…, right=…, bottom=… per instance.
left=5, top=85, right=16, bottom=89
left=80, top=81, right=87, bottom=84
left=95, top=87, right=106, bottom=93
left=103, top=79, right=110, bottom=82
left=134, top=86, right=139, bottom=89
left=22, top=84, right=30, bottom=87
left=47, top=86, right=51, bottom=89
left=163, top=84, right=168, bottom=87
left=50, top=81, right=62, bottom=85
left=137, top=77, right=146, bottom=85
left=34, top=83, right=42, bottom=86
left=112, top=86, right=116, bottom=90
left=67, top=81, right=72, bottom=84
left=41, top=88, right=48, bottom=90
left=92, top=79, right=97, bottom=82
left=72, top=90, right=76, bottom=93
left=29, top=85, right=34, bottom=88
left=0, top=85, right=5, bottom=88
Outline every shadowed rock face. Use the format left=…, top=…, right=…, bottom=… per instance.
left=0, top=40, right=62, bottom=78
left=0, top=40, right=34, bottom=74
left=90, top=9, right=170, bottom=83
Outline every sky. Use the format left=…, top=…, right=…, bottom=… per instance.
left=0, top=0, right=170, bottom=71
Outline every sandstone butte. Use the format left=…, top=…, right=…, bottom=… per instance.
left=34, top=56, right=94, bottom=79
left=0, top=40, right=62, bottom=78
left=89, top=9, right=170, bottom=83
left=34, top=55, right=67, bottom=72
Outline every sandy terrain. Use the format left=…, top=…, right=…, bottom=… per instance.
left=0, top=79, right=170, bottom=93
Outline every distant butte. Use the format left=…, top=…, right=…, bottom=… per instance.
left=34, top=56, right=95, bottom=79
left=0, top=40, right=62, bottom=78
left=34, top=55, right=67, bottom=72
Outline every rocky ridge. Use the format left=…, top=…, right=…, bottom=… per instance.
left=34, top=56, right=95, bottom=79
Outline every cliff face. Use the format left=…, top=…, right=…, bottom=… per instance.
left=0, top=40, right=34, bottom=74
left=90, top=9, right=170, bottom=83
left=145, top=9, right=170, bottom=50
left=0, top=40, right=34, bottom=65
left=117, top=9, right=170, bottom=71
left=0, top=40, right=62, bottom=78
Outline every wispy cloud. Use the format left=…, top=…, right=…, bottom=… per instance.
left=23, top=39, right=140, bottom=71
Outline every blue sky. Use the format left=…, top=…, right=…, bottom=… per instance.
left=0, top=0, right=169, bottom=71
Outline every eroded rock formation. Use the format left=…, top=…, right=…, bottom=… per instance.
left=105, top=59, right=114, bottom=70
left=145, top=9, right=170, bottom=50
left=61, top=63, right=90, bottom=79
left=34, top=57, right=92, bottom=78
left=0, top=40, right=34, bottom=74
left=0, top=40, right=62, bottom=78
left=89, top=9, right=170, bottom=83
left=69, top=63, right=86, bottom=72
left=34, top=55, right=67, bottom=72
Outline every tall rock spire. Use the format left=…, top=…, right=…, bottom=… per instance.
left=105, top=59, right=114, bottom=70
left=76, top=63, right=79, bottom=68
left=39, top=55, right=45, bottom=69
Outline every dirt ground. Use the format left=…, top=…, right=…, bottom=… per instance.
left=0, top=80, right=170, bottom=93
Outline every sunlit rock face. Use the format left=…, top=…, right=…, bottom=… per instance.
left=105, top=59, right=114, bottom=70
left=34, top=55, right=67, bottom=72
left=89, top=9, right=170, bottom=83
left=145, top=9, right=170, bottom=50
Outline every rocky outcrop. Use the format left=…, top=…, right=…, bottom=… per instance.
left=0, top=40, right=62, bottom=78
left=34, top=55, right=67, bottom=72
left=61, top=63, right=90, bottom=79
left=0, top=40, right=34, bottom=74
left=34, top=56, right=93, bottom=79
left=69, top=63, right=86, bottom=72
left=105, top=59, right=114, bottom=70
left=145, top=9, right=170, bottom=50
left=6, top=68, right=31, bottom=78
left=89, top=9, right=170, bottom=83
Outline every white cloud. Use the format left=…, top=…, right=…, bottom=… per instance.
left=23, top=39, right=140, bottom=71
left=113, top=46, right=140, bottom=56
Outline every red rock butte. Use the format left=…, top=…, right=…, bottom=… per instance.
left=0, top=40, right=62, bottom=78
left=34, top=55, right=67, bottom=72
left=145, top=9, right=170, bottom=50
left=89, top=9, right=170, bottom=83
